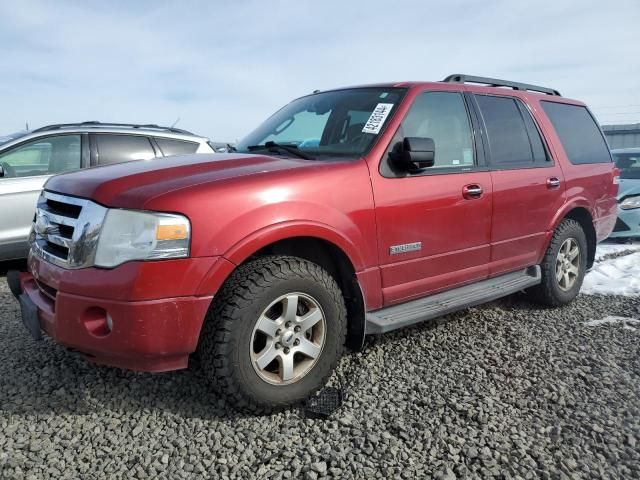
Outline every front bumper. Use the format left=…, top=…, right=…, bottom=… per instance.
left=7, top=255, right=217, bottom=372
left=609, top=207, right=640, bottom=238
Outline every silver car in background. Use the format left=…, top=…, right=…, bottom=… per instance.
left=0, top=122, right=216, bottom=261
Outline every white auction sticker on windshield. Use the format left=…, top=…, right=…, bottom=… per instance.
left=362, top=103, right=394, bottom=134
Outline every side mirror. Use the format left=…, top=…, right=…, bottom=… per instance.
left=389, top=137, right=435, bottom=172
left=0, top=164, right=4, bottom=178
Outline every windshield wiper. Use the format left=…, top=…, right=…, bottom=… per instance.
left=247, top=141, right=313, bottom=160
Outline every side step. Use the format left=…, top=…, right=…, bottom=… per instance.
left=365, top=266, right=541, bottom=334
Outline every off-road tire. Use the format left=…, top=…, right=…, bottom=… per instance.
left=198, top=255, right=347, bottom=414
left=529, top=219, right=588, bottom=307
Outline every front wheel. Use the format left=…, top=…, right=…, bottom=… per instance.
left=529, top=219, right=588, bottom=307
left=198, top=256, right=347, bottom=413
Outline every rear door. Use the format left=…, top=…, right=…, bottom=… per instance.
left=471, top=94, right=566, bottom=275
left=371, top=90, right=493, bottom=305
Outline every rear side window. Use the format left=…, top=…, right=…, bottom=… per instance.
left=541, top=102, right=612, bottom=164
left=156, top=138, right=200, bottom=156
left=95, top=135, right=155, bottom=165
left=475, top=95, right=547, bottom=168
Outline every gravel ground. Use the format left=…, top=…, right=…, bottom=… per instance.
left=0, top=267, right=639, bottom=479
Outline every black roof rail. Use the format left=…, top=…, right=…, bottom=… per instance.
left=32, top=121, right=194, bottom=135
left=442, top=74, right=561, bottom=96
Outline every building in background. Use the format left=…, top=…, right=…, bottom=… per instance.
left=602, top=123, right=640, bottom=149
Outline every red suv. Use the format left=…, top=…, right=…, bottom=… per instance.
left=8, top=75, right=618, bottom=412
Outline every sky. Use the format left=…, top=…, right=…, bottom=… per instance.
left=1, top=0, right=639, bottom=142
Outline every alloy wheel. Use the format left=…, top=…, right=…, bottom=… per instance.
left=250, top=292, right=326, bottom=385
left=556, top=238, right=580, bottom=291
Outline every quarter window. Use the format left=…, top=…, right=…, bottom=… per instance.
left=541, top=102, right=612, bottom=165
left=95, top=135, right=155, bottom=165
left=475, top=95, right=546, bottom=168
left=156, top=138, right=200, bottom=156
left=0, top=135, right=82, bottom=178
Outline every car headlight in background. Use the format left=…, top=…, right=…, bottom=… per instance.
left=94, top=209, right=190, bottom=267
left=620, top=195, right=640, bottom=210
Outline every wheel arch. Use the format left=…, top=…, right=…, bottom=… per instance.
left=251, top=237, right=366, bottom=350
left=197, top=228, right=368, bottom=350
left=546, top=204, right=597, bottom=269
left=563, top=207, right=597, bottom=269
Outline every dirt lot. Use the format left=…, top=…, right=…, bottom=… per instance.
left=0, top=261, right=639, bottom=479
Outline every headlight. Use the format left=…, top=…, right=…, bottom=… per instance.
left=620, top=195, right=640, bottom=210
left=94, top=209, right=190, bottom=267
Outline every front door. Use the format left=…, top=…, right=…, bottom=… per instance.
left=370, top=91, right=493, bottom=306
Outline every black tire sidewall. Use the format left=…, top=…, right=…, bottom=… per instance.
left=227, top=275, right=344, bottom=406
left=544, top=223, right=588, bottom=304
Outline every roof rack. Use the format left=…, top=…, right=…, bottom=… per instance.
left=32, top=121, right=194, bottom=135
left=442, top=74, right=561, bottom=96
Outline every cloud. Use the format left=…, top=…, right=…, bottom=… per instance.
left=1, top=0, right=639, bottom=140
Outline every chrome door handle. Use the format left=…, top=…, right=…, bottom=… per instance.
left=462, top=184, right=483, bottom=199
left=547, top=177, right=561, bottom=189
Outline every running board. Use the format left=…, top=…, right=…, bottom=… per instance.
left=365, top=266, right=541, bottom=334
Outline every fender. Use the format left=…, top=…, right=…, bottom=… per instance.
left=195, top=220, right=367, bottom=297
left=221, top=220, right=366, bottom=270
left=536, top=197, right=596, bottom=264
left=549, top=197, right=596, bottom=231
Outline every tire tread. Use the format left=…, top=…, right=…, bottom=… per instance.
left=198, top=255, right=346, bottom=414
left=530, top=218, right=587, bottom=307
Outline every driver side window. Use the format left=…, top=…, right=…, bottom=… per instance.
left=0, top=135, right=82, bottom=179
left=389, top=91, right=475, bottom=172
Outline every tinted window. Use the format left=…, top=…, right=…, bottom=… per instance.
left=476, top=95, right=539, bottom=168
left=0, top=135, right=81, bottom=178
left=518, top=103, right=548, bottom=163
left=95, top=135, right=155, bottom=165
left=156, top=138, right=200, bottom=156
left=613, top=153, right=640, bottom=179
left=541, top=102, right=611, bottom=164
left=395, top=92, right=475, bottom=169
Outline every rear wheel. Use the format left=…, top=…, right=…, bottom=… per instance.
left=529, top=219, right=588, bottom=306
left=198, top=256, right=347, bottom=413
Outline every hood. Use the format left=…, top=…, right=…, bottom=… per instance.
left=44, top=153, right=321, bottom=207
left=617, top=178, right=640, bottom=200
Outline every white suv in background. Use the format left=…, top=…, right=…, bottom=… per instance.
left=0, top=122, right=216, bottom=261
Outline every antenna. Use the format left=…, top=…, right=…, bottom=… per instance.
left=26, top=122, right=29, bottom=131
left=171, top=117, right=181, bottom=128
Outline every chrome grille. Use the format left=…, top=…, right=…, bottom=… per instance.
left=31, top=191, right=107, bottom=269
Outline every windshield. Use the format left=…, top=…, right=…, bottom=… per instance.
left=235, top=87, right=406, bottom=159
left=613, top=152, right=640, bottom=180
left=0, top=130, right=29, bottom=147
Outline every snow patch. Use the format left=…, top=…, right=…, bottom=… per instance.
left=585, top=316, right=640, bottom=331
left=593, top=242, right=640, bottom=262
left=582, top=241, right=640, bottom=297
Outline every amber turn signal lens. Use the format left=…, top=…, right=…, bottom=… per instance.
left=156, top=224, right=188, bottom=241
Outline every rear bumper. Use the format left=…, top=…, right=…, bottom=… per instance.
left=8, top=259, right=215, bottom=372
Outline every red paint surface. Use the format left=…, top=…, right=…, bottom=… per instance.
left=21, top=81, right=617, bottom=372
